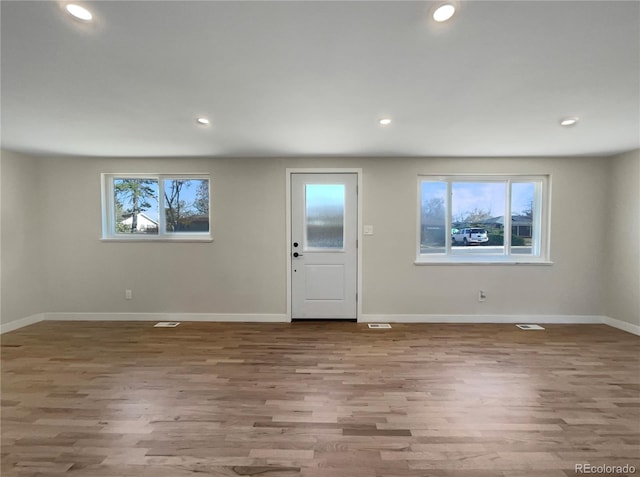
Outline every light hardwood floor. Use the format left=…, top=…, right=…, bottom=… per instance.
left=2, top=321, right=639, bottom=477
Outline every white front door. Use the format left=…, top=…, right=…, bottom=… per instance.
left=291, top=173, right=357, bottom=319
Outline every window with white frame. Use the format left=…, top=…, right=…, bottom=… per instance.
left=417, top=175, right=550, bottom=263
left=102, top=174, right=211, bottom=240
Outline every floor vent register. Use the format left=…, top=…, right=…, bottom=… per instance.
left=516, top=324, right=545, bottom=330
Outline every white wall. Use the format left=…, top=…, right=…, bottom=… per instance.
left=362, top=156, right=609, bottom=317
left=24, top=154, right=610, bottom=320
left=39, top=157, right=286, bottom=315
left=0, top=150, right=45, bottom=326
left=606, top=149, right=640, bottom=326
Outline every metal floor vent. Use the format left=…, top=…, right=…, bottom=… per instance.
left=368, top=323, right=392, bottom=329
left=516, top=324, right=545, bottom=330
left=154, top=322, right=181, bottom=328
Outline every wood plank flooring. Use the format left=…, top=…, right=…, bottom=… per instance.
left=1, top=321, right=639, bottom=477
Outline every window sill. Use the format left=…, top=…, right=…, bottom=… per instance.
left=414, top=258, right=553, bottom=266
left=101, top=236, right=213, bottom=243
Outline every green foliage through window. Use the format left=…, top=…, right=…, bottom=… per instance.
left=107, top=175, right=210, bottom=238
left=418, top=176, right=547, bottom=260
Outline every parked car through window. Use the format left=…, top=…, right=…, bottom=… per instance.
left=452, top=228, right=489, bottom=245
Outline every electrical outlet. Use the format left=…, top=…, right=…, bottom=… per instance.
left=478, top=290, right=487, bottom=302
left=125, top=289, right=132, bottom=300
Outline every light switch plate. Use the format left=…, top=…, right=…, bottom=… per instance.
left=364, top=225, right=374, bottom=235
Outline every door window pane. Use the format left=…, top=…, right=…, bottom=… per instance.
left=113, top=178, right=159, bottom=234
left=305, top=184, right=345, bottom=249
left=451, top=182, right=505, bottom=254
left=164, top=179, right=210, bottom=233
left=511, top=182, right=535, bottom=255
left=420, top=181, right=446, bottom=254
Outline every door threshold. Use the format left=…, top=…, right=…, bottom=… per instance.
left=291, top=318, right=357, bottom=323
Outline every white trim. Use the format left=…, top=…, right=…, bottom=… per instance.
left=0, top=313, right=46, bottom=334
left=3, top=313, right=636, bottom=336
left=359, top=314, right=604, bottom=324
left=286, top=172, right=292, bottom=321
left=414, top=259, right=554, bottom=266
left=0, top=154, right=1, bottom=329
left=44, top=312, right=288, bottom=323
left=357, top=171, right=363, bottom=321
left=417, top=174, right=551, bottom=264
left=100, top=237, right=213, bottom=243
left=285, top=168, right=363, bottom=322
left=101, top=173, right=212, bottom=241
left=602, top=316, right=640, bottom=336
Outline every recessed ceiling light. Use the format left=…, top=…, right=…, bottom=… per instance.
left=196, top=117, right=210, bottom=126
left=433, top=3, right=456, bottom=22
left=379, top=118, right=392, bottom=126
left=65, top=4, right=93, bottom=21
left=560, top=117, right=579, bottom=127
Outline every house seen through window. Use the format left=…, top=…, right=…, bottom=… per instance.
left=419, top=175, right=549, bottom=263
left=103, top=174, right=210, bottom=240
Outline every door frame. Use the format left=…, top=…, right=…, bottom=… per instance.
left=286, top=168, right=363, bottom=322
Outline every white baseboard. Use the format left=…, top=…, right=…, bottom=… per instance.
left=358, top=314, right=604, bottom=324
left=0, top=313, right=45, bottom=334
left=2, top=312, right=637, bottom=336
left=602, top=316, right=640, bottom=336
left=44, top=312, right=289, bottom=323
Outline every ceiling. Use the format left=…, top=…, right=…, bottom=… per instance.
left=1, top=0, right=639, bottom=158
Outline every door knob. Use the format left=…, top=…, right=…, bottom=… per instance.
left=293, top=252, right=303, bottom=258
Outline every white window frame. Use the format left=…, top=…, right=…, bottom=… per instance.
left=416, top=174, right=551, bottom=265
left=101, top=173, right=212, bottom=242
